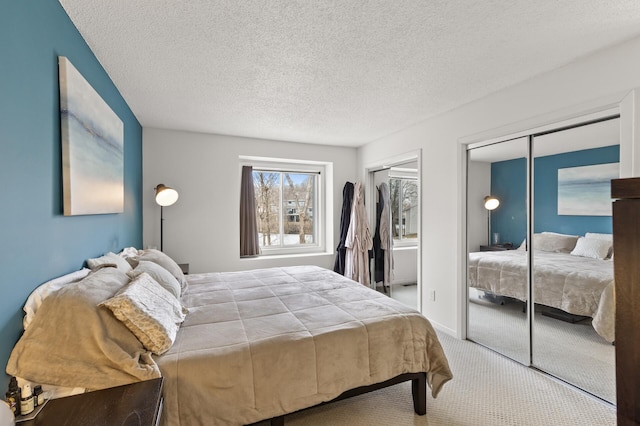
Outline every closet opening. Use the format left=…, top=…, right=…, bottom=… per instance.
left=366, top=151, right=421, bottom=311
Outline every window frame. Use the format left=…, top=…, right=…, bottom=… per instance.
left=240, top=157, right=327, bottom=257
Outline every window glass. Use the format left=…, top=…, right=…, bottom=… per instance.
left=389, top=178, right=418, bottom=241
left=253, top=170, right=317, bottom=249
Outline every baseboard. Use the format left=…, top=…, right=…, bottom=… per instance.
left=428, top=320, right=457, bottom=337
left=389, top=280, right=417, bottom=286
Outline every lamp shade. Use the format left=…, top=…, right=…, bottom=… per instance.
left=484, top=195, right=499, bottom=211
left=155, top=184, right=179, bottom=207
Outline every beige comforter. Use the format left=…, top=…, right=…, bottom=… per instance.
left=468, top=250, right=614, bottom=342
left=156, top=265, right=452, bottom=425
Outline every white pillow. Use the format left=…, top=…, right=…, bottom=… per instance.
left=99, top=272, right=187, bottom=355
left=23, top=268, right=91, bottom=330
left=570, top=237, right=612, bottom=260
left=584, top=232, right=613, bottom=258
left=584, top=232, right=613, bottom=241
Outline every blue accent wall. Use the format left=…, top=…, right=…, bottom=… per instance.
left=491, top=145, right=619, bottom=245
left=0, top=2, right=142, bottom=390
left=490, top=158, right=527, bottom=247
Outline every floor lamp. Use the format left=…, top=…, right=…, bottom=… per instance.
left=155, top=184, right=179, bottom=252
left=484, top=195, right=500, bottom=246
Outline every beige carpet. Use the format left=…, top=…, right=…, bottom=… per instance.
left=256, top=331, right=615, bottom=425
left=468, top=292, right=616, bottom=403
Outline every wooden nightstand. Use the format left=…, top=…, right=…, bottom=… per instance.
left=19, top=378, right=163, bottom=426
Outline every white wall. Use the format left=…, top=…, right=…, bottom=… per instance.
left=390, top=247, right=418, bottom=285
left=357, top=35, right=640, bottom=336
left=143, top=129, right=357, bottom=273
left=467, top=161, right=491, bottom=252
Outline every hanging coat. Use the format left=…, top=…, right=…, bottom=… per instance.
left=373, top=186, right=384, bottom=283
left=344, top=182, right=373, bottom=286
left=333, top=182, right=354, bottom=275
left=379, top=182, right=394, bottom=285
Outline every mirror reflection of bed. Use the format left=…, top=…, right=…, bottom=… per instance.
left=466, top=117, right=619, bottom=404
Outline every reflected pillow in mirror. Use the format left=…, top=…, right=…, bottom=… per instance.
left=570, top=236, right=612, bottom=260
left=534, top=232, right=579, bottom=253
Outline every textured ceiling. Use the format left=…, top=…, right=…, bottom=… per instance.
left=58, top=1, right=640, bottom=147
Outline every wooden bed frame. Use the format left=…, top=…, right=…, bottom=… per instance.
left=248, top=372, right=426, bottom=425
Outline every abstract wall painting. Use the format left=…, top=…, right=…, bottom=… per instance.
left=59, top=56, right=124, bottom=215
left=557, top=162, right=619, bottom=216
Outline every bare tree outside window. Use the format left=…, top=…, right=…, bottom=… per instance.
left=253, top=172, right=280, bottom=246
left=389, top=178, right=418, bottom=241
left=284, top=173, right=314, bottom=244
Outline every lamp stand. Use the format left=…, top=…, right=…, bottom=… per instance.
left=160, top=205, right=164, bottom=252
left=487, top=210, right=492, bottom=246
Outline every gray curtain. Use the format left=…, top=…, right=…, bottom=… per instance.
left=240, top=166, right=260, bottom=257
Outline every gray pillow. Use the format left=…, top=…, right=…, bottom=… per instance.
left=128, top=261, right=182, bottom=299
left=533, top=232, right=579, bottom=253
left=133, top=249, right=187, bottom=291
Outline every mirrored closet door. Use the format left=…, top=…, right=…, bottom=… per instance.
left=467, top=136, right=529, bottom=365
left=531, top=118, right=618, bottom=403
left=466, top=116, right=618, bottom=404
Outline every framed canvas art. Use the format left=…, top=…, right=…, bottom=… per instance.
left=557, top=162, right=619, bottom=216
left=59, top=56, right=124, bottom=215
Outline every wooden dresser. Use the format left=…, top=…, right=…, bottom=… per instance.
left=611, top=177, right=640, bottom=426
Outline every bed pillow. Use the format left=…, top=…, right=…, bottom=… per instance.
left=100, top=272, right=187, bottom=355
left=584, top=232, right=613, bottom=241
left=7, top=268, right=160, bottom=390
left=571, top=236, right=612, bottom=260
left=130, top=249, right=187, bottom=290
left=128, top=260, right=182, bottom=299
left=86, top=252, right=133, bottom=273
left=533, top=232, right=579, bottom=253
left=23, top=268, right=91, bottom=330
left=585, top=233, right=614, bottom=259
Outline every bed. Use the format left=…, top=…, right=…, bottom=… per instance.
left=468, top=232, right=615, bottom=343
left=7, top=250, right=452, bottom=425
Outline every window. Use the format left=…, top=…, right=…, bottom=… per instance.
left=389, top=177, right=418, bottom=243
left=242, top=156, right=327, bottom=256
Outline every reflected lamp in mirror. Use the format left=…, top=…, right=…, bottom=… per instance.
left=483, top=195, right=500, bottom=246
left=154, top=184, right=179, bottom=252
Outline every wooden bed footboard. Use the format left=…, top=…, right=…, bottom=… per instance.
left=248, top=372, right=427, bottom=426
